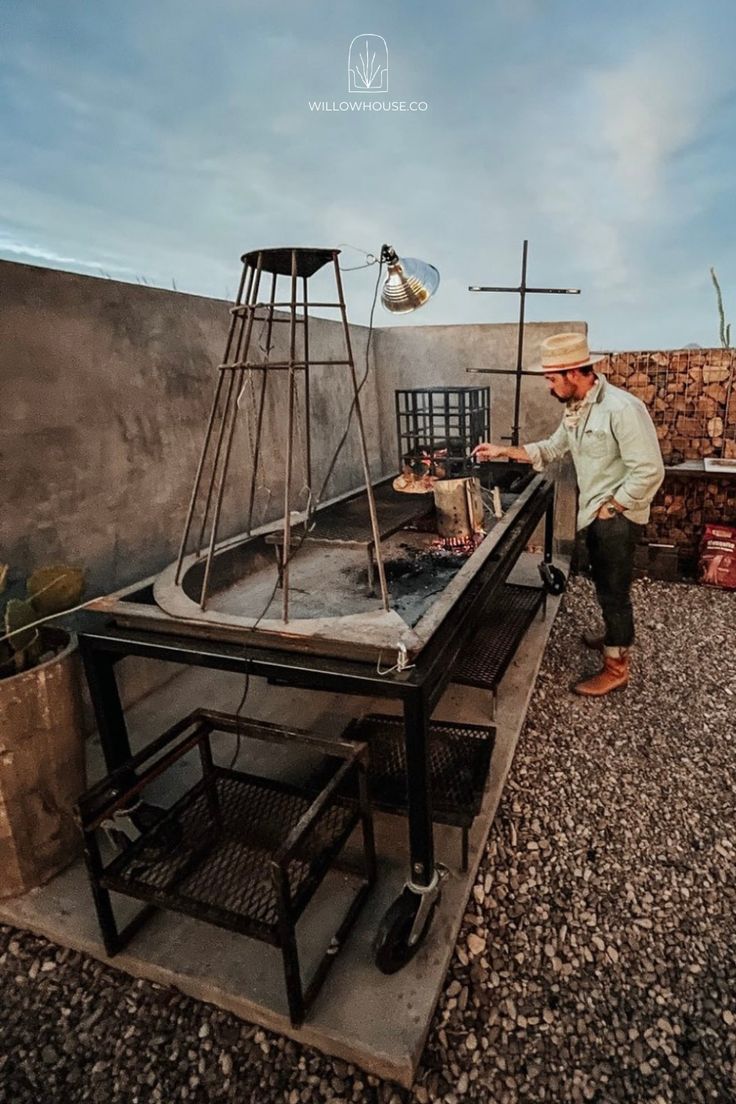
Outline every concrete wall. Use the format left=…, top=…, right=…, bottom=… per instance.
left=2, top=261, right=581, bottom=602
left=2, top=261, right=383, bottom=595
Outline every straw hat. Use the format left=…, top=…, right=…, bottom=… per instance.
left=530, top=332, right=605, bottom=374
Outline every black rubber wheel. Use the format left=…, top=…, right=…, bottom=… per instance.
left=374, top=886, right=439, bottom=974
left=538, top=562, right=567, bottom=596
left=108, top=800, right=183, bottom=855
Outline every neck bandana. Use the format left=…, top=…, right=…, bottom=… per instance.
left=563, top=377, right=600, bottom=430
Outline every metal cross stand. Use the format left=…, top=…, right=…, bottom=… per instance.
left=468, top=239, right=580, bottom=446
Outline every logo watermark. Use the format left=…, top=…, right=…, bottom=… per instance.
left=308, top=35, right=428, bottom=114
left=348, top=35, right=388, bottom=93
left=308, top=100, right=427, bottom=112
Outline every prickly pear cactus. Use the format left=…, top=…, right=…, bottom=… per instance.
left=27, top=565, right=85, bottom=616
left=4, top=598, right=39, bottom=659
left=0, top=564, right=85, bottom=678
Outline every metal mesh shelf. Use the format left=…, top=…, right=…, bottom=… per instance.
left=102, top=769, right=358, bottom=940
left=78, top=709, right=376, bottom=1025
left=344, top=715, right=494, bottom=829
left=452, top=583, right=544, bottom=690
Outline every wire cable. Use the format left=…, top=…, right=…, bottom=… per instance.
left=228, top=258, right=385, bottom=764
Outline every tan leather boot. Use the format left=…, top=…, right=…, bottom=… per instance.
left=573, top=650, right=630, bottom=696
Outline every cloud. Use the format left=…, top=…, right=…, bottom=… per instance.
left=592, top=39, right=714, bottom=206
left=0, top=231, right=139, bottom=278
left=1, top=4, right=735, bottom=349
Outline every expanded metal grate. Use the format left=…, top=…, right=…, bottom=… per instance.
left=345, top=714, right=494, bottom=828
left=110, top=771, right=356, bottom=938
left=452, top=583, right=544, bottom=690
left=79, top=709, right=376, bottom=1026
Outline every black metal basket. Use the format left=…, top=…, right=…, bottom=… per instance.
left=77, top=709, right=376, bottom=1026
left=395, top=386, right=491, bottom=479
left=452, top=583, right=545, bottom=691
left=342, top=714, right=495, bottom=871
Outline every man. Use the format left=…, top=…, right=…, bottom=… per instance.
left=473, top=332, right=664, bottom=697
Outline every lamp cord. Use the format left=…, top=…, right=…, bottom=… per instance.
left=229, top=257, right=385, bottom=767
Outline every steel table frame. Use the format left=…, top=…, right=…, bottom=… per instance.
left=79, top=479, right=554, bottom=953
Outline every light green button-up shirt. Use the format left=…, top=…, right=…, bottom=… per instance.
left=525, top=374, right=665, bottom=530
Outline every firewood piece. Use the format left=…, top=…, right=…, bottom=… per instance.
left=676, top=416, right=701, bottom=436
left=702, top=366, right=731, bottom=384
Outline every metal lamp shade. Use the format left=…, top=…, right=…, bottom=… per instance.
left=381, top=255, right=440, bottom=314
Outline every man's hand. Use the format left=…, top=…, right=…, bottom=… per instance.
left=596, top=498, right=626, bottom=519
left=472, top=442, right=507, bottom=461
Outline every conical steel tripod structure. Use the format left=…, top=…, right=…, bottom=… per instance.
left=174, top=247, right=389, bottom=621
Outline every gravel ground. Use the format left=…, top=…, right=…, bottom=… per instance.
left=1, top=576, right=734, bottom=1103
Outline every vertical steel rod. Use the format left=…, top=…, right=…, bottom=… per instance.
left=332, top=253, right=390, bottom=611
left=245, top=272, right=277, bottom=534
left=199, top=254, right=263, bottom=608
left=302, top=275, right=312, bottom=492
left=281, top=251, right=298, bottom=622
left=511, top=239, right=529, bottom=448
left=195, top=263, right=256, bottom=555
left=403, top=689, right=434, bottom=886
left=174, top=261, right=249, bottom=582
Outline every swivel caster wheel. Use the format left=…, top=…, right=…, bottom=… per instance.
left=102, top=797, right=182, bottom=856
left=374, top=867, right=446, bottom=974
left=538, top=561, right=566, bottom=596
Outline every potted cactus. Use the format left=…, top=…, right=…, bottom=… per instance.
left=0, top=564, right=87, bottom=898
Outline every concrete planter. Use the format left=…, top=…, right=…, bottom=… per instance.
left=0, top=628, right=86, bottom=898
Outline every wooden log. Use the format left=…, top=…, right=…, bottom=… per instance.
left=676, top=416, right=701, bottom=435
left=702, top=366, right=731, bottom=384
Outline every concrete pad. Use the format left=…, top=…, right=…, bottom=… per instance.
left=0, top=554, right=567, bottom=1088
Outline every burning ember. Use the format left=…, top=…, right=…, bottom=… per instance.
left=392, top=442, right=468, bottom=494
left=429, top=532, right=485, bottom=558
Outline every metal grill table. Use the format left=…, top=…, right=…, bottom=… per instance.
left=343, top=714, right=495, bottom=872
left=452, top=583, right=545, bottom=693
left=79, top=474, right=557, bottom=972
left=77, top=710, right=376, bottom=1026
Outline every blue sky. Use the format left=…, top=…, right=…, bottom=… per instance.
left=2, top=0, right=736, bottom=348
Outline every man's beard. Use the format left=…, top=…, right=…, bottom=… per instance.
left=550, top=391, right=567, bottom=404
